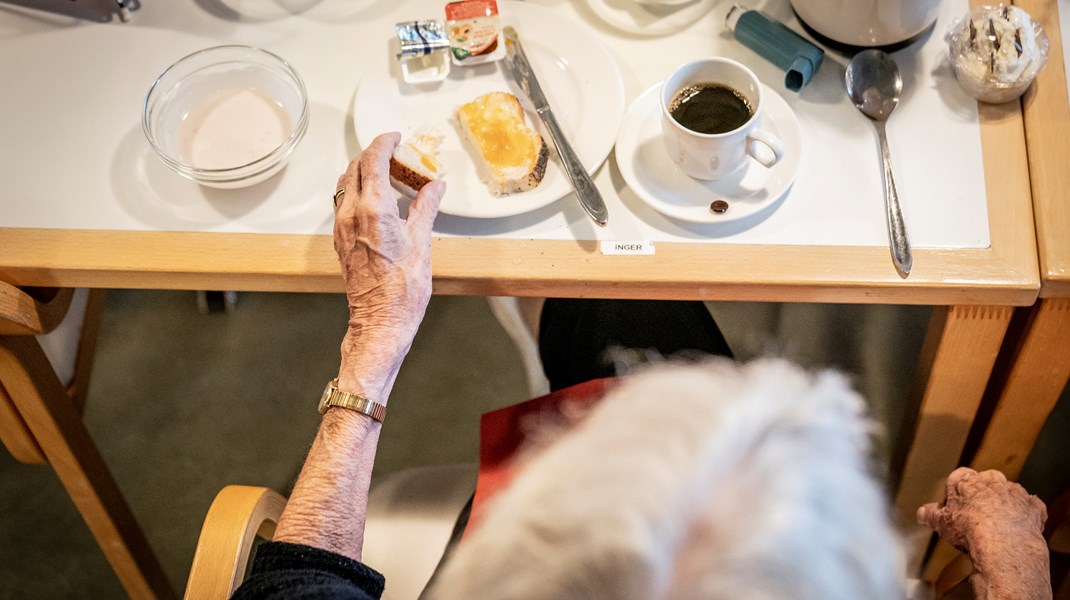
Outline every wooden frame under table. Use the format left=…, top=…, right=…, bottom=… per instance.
left=0, top=11, right=1040, bottom=582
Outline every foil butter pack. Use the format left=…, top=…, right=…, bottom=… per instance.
left=445, top=0, right=505, bottom=66
left=396, top=20, right=451, bottom=83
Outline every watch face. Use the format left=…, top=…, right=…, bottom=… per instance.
left=318, top=384, right=334, bottom=414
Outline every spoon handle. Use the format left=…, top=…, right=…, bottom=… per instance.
left=873, top=120, right=912, bottom=276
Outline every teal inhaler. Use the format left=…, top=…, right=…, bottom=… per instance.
left=725, top=5, right=824, bottom=92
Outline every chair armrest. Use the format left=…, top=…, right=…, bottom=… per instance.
left=0, top=382, right=46, bottom=464
left=0, top=282, right=74, bottom=336
left=185, top=486, right=287, bottom=600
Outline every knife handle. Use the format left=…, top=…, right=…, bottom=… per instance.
left=538, top=109, right=609, bottom=226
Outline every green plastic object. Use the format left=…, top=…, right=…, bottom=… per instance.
left=726, top=5, right=824, bottom=92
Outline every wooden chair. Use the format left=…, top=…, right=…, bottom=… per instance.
left=934, top=488, right=1070, bottom=599
left=0, top=282, right=173, bottom=599
left=185, top=464, right=476, bottom=599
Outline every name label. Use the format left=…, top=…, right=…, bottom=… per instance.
left=600, top=241, right=655, bottom=256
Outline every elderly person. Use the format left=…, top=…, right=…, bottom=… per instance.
left=233, top=134, right=918, bottom=599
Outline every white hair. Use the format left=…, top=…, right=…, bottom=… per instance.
left=428, top=358, right=905, bottom=600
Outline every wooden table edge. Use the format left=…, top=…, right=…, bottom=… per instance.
left=0, top=228, right=1038, bottom=304
left=1017, top=0, right=1070, bottom=299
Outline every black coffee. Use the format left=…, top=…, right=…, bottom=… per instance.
left=669, top=83, right=753, bottom=135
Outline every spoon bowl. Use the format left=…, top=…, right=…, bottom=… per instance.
left=845, top=49, right=912, bottom=277
left=846, top=49, right=903, bottom=121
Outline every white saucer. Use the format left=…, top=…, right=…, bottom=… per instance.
left=615, top=83, right=802, bottom=224
left=585, top=0, right=714, bottom=36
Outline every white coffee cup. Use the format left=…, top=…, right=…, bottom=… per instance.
left=661, top=58, right=784, bottom=180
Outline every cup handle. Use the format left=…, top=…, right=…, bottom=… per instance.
left=746, top=129, right=785, bottom=168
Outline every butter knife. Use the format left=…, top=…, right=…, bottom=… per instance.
left=503, top=26, right=609, bottom=226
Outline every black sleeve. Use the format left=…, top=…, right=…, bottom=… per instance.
left=231, top=541, right=386, bottom=600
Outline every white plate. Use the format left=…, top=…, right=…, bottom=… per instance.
left=615, top=83, right=802, bottom=224
left=353, top=1, right=624, bottom=219
left=585, top=0, right=714, bottom=36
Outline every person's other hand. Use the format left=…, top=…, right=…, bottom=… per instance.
left=917, top=467, right=1047, bottom=555
left=333, top=132, right=445, bottom=402
left=918, top=469, right=1051, bottom=600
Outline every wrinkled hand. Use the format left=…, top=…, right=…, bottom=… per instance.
left=918, top=468, right=1050, bottom=600
left=918, top=467, right=1047, bottom=554
left=333, top=132, right=445, bottom=402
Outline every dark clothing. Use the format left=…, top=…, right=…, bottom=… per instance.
left=233, top=299, right=730, bottom=598
left=539, top=298, right=733, bottom=391
left=232, top=541, right=384, bottom=599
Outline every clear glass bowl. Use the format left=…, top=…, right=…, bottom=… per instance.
left=142, top=45, right=309, bottom=189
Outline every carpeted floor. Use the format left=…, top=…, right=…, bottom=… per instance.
left=0, top=292, right=531, bottom=598
left=0, top=292, right=1066, bottom=598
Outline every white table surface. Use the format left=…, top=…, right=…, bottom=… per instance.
left=0, top=0, right=988, bottom=249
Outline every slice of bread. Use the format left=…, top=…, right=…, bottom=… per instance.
left=390, top=128, right=446, bottom=197
left=456, top=92, right=549, bottom=196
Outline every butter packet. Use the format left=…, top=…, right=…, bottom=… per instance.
left=445, top=0, right=506, bottom=66
left=396, top=20, right=451, bottom=83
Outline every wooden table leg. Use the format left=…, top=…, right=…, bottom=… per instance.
left=894, top=305, right=1014, bottom=574
left=971, top=298, right=1070, bottom=476
left=921, top=298, right=1070, bottom=582
left=0, top=335, right=175, bottom=600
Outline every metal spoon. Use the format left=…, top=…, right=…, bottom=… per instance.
left=846, top=49, right=912, bottom=277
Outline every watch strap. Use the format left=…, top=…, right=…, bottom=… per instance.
left=319, top=379, right=386, bottom=423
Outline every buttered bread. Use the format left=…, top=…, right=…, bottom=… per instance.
left=456, top=91, right=548, bottom=196
left=390, top=128, right=446, bottom=198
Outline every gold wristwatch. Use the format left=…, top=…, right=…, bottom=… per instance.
left=318, top=379, right=386, bottom=423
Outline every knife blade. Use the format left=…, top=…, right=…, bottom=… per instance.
left=502, top=26, right=609, bottom=226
